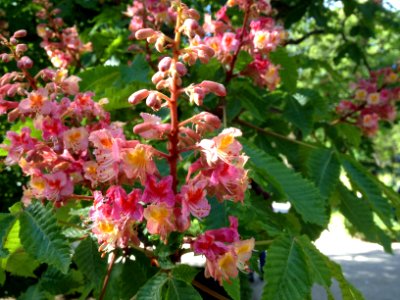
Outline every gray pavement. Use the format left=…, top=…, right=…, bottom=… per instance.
left=251, top=214, right=400, bottom=300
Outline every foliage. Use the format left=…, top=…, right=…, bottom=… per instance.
left=0, top=0, right=399, bottom=299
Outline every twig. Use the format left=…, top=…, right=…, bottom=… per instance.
left=235, top=119, right=318, bottom=149
left=284, top=29, right=325, bottom=45
left=192, top=280, right=230, bottom=300
left=99, top=251, right=117, bottom=300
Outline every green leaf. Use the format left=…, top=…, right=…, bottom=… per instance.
left=136, top=272, right=168, bottom=300
left=0, top=148, right=7, bottom=156
left=19, top=202, right=71, bottom=274
left=337, top=184, right=392, bottom=252
left=284, top=95, right=313, bottom=136
left=223, top=276, right=240, bottom=300
left=242, top=140, right=327, bottom=225
left=165, top=278, right=202, bottom=300
left=172, top=264, right=199, bottom=284
left=78, top=54, right=152, bottom=111
left=269, top=48, right=298, bottom=93
left=18, top=284, right=51, bottom=300
left=307, top=149, right=340, bottom=199
left=3, top=248, right=39, bottom=277
left=40, top=267, right=84, bottom=295
left=0, top=268, right=5, bottom=286
left=205, top=197, right=229, bottom=229
left=262, top=234, right=311, bottom=300
left=327, top=260, right=364, bottom=300
left=343, top=0, right=357, bottom=16
left=296, top=236, right=332, bottom=289
left=340, top=155, right=393, bottom=229
left=2, top=219, right=21, bottom=255
left=74, top=237, right=107, bottom=289
left=0, top=213, right=16, bottom=258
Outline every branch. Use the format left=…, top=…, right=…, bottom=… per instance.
left=235, top=119, right=318, bottom=149
left=284, top=29, right=325, bottom=45
left=192, top=280, right=230, bottom=300
left=99, top=251, right=117, bottom=300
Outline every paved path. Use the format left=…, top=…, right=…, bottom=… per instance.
left=251, top=215, right=400, bottom=299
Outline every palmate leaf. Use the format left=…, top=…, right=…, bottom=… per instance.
left=283, top=95, right=313, bottom=136
left=269, top=48, right=298, bottom=93
left=223, top=277, right=240, bottom=300
left=307, top=149, right=340, bottom=199
left=73, top=237, right=106, bottom=290
left=164, top=278, right=202, bottom=300
left=327, top=260, right=364, bottom=300
left=296, top=236, right=333, bottom=298
left=18, top=284, right=51, bottom=300
left=242, top=140, right=327, bottom=225
left=262, top=234, right=312, bottom=300
left=78, top=54, right=152, bottom=111
left=19, top=202, right=71, bottom=274
left=136, top=272, right=168, bottom=300
left=337, top=184, right=392, bottom=252
left=172, top=264, right=199, bottom=283
left=340, top=155, right=393, bottom=229
left=0, top=213, right=16, bottom=258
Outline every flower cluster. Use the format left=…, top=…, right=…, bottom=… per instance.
left=202, top=0, right=285, bottom=89
left=127, top=0, right=285, bottom=90
left=34, top=0, right=92, bottom=68
left=0, top=28, right=108, bottom=205
left=1, top=0, right=254, bottom=285
left=193, top=216, right=255, bottom=284
left=336, top=65, right=400, bottom=136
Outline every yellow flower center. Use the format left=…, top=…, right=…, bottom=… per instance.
left=126, top=147, right=147, bottom=168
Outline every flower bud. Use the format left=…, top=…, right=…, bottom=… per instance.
left=0, top=53, right=10, bottom=63
left=158, top=57, right=172, bottom=72
left=13, top=29, right=27, bottom=39
left=187, top=9, right=200, bottom=20
left=146, top=92, right=162, bottom=111
left=152, top=71, right=165, bottom=84
left=200, top=80, right=226, bottom=96
left=155, top=37, right=165, bottom=52
left=156, top=79, right=169, bottom=90
left=16, top=44, right=28, bottom=55
left=10, top=37, right=18, bottom=45
left=176, top=62, right=187, bottom=76
left=199, top=45, right=215, bottom=57
left=17, top=56, right=33, bottom=69
left=135, top=28, right=156, bottom=40
left=128, top=89, right=149, bottom=105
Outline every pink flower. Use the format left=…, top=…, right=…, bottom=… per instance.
left=143, top=203, right=176, bottom=242
left=193, top=216, right=239, bottom=260
left=61, top=75, right=81, bottom=95
left=133, top=113, right=171, bottom=139
left=90, top=186, right=143, bottom=251
left=89, top=129, right=123, bottom=182
left=83, top=161, right=99, bottom=187
left=198, top=127, right=242, bottom=165
left=19, top=88, right=52, bottom=115
left=38, top=116, right=65, bottom=140
left=221, top=32, right=239, bottom=53
left=63, top=127, right=89, bottom=153
left=3, top=127, right=38, bottom=165
left=142, top=175, right=175, bottom=207
left=0, top=98, right=18, bottom=115
left=122, top=143, right=157, bottom=184
left=205, top=250, right=238, bottom=285
left=180, top=180, right=210, bottom=218
left=43, top=171, right=74, bottom=201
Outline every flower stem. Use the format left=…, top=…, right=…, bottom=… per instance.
left=168, top=2, right=182, bottom=193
